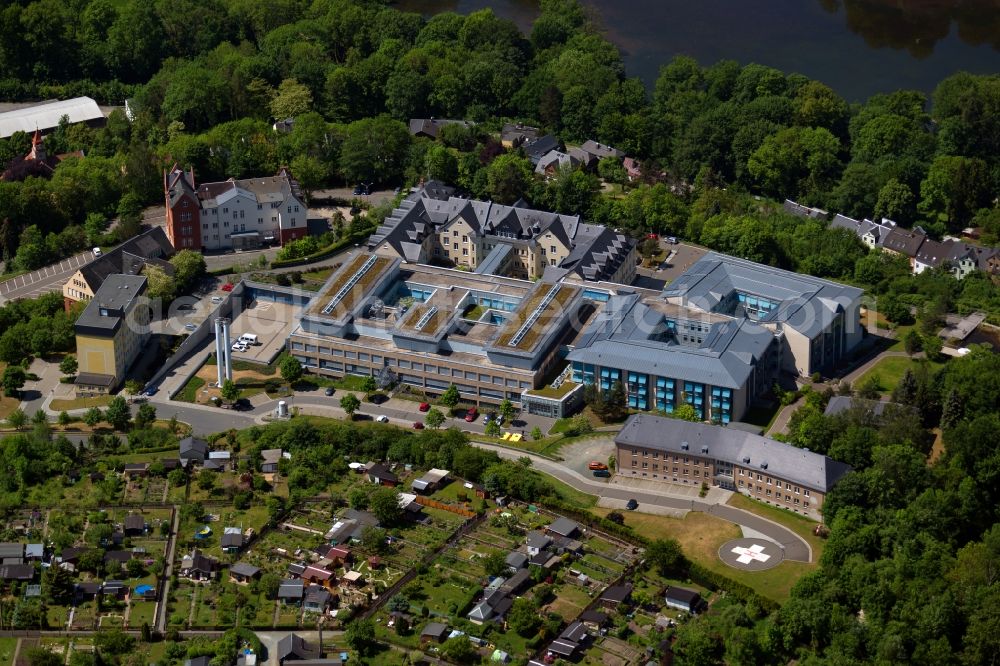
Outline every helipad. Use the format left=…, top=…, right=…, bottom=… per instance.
left=718, top=537, right=783, bottom=571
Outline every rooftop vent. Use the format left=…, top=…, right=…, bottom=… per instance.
left=701, top=445, right=709, bottom=454
left=742, top=456, right=751, bottom=464
left=759, top=461, right=768, bottom=470
left=680, top=442, right=689, bottom=451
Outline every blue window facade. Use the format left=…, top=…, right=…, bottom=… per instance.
left=571, top=361, right=595, bottom=385
left=738, top=292, right=779, bottom=319
left=710, top=386, right=733, bottom=424
left=626, top=372, right=648, bottom=410
left=582, top=289, right=610, bottom=302
left=599, top=367, right=621, bottom=391
left=655, top=377, right=675, bottom=413
left=683, top=381, right=706, bottom=419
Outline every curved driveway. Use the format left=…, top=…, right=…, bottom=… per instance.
left=62, top=394, right=813, bottom=564
left=474, top=442, right=813, bottom=563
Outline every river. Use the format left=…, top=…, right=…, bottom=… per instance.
left=396, top=0, right=1000, bottom=101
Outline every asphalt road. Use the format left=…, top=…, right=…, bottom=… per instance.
left=51, top=396, right=813, bottom=564
left=474, top=442, right=813, bottom=563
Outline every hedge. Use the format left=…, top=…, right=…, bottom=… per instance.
left=688, top=560, right=781, bottom=613
left=271, top=226, right=376, bottom=269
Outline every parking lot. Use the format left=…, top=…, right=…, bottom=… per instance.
left=560, top=437, right=616, bottom=479
left=659, top=242, right=708, bottom=282
left=229, top=299, right=300, bottom=364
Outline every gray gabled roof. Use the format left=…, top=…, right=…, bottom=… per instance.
left=662, top=252, right=862, bottom=339
left=526, top=531, right=552, bottom=549
left=616, top=415, right=852, bottom=492
left=505, top=551, right=528, bottom=569
left=665, top=586, right=701, bottom=604
left=278, top=579, right=304, bottom=599
left=823, top=396, right=905, bottom=418
left=882, top=228, right=926, bottom=256
left=77, top=227, right=173, bottom=292
left=547, top=517, right=579, bottom=538
left=230, top=563, right=260, bottom=578
left=567, top=295, right=776, bottom=389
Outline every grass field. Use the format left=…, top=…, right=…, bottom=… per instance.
left=545, top=474, right=598, bottom=509
left=726, top=493, right=826, bottom=562
left=176, top=376, right=206, bottom=403
left=49, top=395, right=112, bottom=410
left=854, top=356, right=947, bottom=395
left=591, top=507, right=812, bottom=603
left=0, top=637, right=16, bottom=665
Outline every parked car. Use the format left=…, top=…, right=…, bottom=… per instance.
left=647, top=233, right=658, bottom=240
left=375, top=415, right=389, bottom=423
left=412, top=421, right=424, bottom=430
left=588, top=461, right=608, bottom=471
left=626, top=498, right=639, bottom=510
left=142, top=387, right=158, bottom=397
left=418, top=402, right=431, bottom=412
left=324, top=387, right=335, bottom=396
left=221, top=283, right=234, bottom=292
left=482, top=414, right=492, bottom=425
left=494, top=415, right=503, bottom=425
left=666, top=236, right=678, bottom=244
left=353, top=184, right=364, bottom=195
left=211, top=296, right=224, bottom=304
left=184, top=323, right=197, bottom=331
left=592, top=469, right=611, bottom=478
left=93, top=247, right=102, bottom=257
left=233, top=398, right=252, bottom=411
left=232, top=342, right=246, bottom=352
left=464, top=408, right=478, bottom=423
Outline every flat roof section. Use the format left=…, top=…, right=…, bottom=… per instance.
left=394, top=285, right=467, bottom=340
left=230, top=300, right=300, bottom=365
left=310, top=255, right=396, bottom=321
left=492, top=283, right=580, bottom=352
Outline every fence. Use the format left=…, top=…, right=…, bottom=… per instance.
left=414, top=496, right=477, bottom=518
left=360, top=511, right=486, bottom=620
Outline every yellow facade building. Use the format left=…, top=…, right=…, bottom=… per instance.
left=74, top=274, right=150, bottom=395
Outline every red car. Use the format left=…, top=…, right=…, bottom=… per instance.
left=221, top=282, right=234, bottom=292
left=412, top=421, right=424, bottom=430
left=418, top=402, right=431, bottom=412
left=464, top=408, right=478, bottom=423
left=647, top=233, right=658, bottom=240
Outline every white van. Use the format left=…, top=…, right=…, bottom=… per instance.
left=239, top=333, right=258, bottom=345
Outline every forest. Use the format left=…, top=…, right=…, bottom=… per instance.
left=0, top=1, right=997, bottom=662
left=0, top=0, right=997, bottom=318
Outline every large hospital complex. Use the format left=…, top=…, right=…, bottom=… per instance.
left=288, top=183, right=864, bottom=426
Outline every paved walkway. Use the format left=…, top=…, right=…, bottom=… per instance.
left=766, top=349, right=919, bottom=436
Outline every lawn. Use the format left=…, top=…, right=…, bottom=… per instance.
left=301, top=266, right=338, bottom=282
left=49, top=395, right=112, bottom=410
left=525, top=381, right=579, bottom=399
left=0, top=637, right=15, bottom=665
left=129, top=601, right=156, bottom=628
left=590, top=507, right=811, bottom=604
left=726, top=493, right=826, bottom=562
left=176, top=376, right=206, bottom=403
left=545, top=582, right=593, bottom=617
left=545, top=474, right=598, bottom=509
left=854, top=356, right=947, bottom=395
